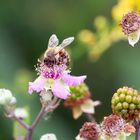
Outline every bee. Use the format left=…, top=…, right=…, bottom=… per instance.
left=43, top=34, right=74, bottom=67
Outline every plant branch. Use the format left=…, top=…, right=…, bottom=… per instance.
left=31, top=106, right=46, bottom=130
left=26, top=98, right=61, bottom=140
left=26, top=106, right=46, bottom=140
left=134, top=120, right=140, bottom=140
left=85, top=113, right=96, bottom=122
left=13, top=115, right=29, bottom=130
left=6, top=109, right=29, bottom=131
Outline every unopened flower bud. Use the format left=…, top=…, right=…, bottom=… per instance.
left=14, top=108, right=28, bottom=119
left=64, top=84, right=91, bottom=108
left=112, top=87, right=140, bottom=121
left=40, top=90, right=53, bottom=106
left=9, top=97, right=17, bottom=105
left=40, top=133, right=57, bottom=140
left=0, top=89, right=15, bottom=105
left=78, top=30, right=96, bottom=46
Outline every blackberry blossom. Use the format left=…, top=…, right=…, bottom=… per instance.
left=28, top=34, right=86, bottom=99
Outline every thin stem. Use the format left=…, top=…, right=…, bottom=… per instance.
left=26, top=97, right=61, bottom=140
left=26, top=128, right=33, bottom=140
left=13, top=115, right=29, bottom=130
left=6, top=108, right=29, bottom=130
left=135, top=129, right=139, bottom=140
left=85, top=113, right=95, bottom=122
left=134, top=121, right=140, bottom=140
left=31, top=106, right=46, bottom=130
left=26, top=106, right=46, bottom=140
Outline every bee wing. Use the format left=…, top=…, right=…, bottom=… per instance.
left=48, top=34, right=59, bottom=48
left=59, top=37, right=74, bottom=48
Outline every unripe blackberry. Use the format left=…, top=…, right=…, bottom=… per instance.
left=64, top=83, right=90, bottom=108
left=69, top=83, right=89, bottom=99
left=111, top=86, right=140, bottom=121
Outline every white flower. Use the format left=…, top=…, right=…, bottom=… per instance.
left=40, top=133, right=57, bottom=140
left=0, top=89, right=14, bottom=105
left=14, top=108, right=28, bottom=119
left=10, top=97, right=17, bottom=105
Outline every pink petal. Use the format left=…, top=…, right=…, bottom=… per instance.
left=62, top=74, right=87, bottom=86
left=51, top=81, right=70, bottom=99
left=28, top=79, right=45, bottom=94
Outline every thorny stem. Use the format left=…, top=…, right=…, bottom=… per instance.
left=134, top=120, right=140, bottom=140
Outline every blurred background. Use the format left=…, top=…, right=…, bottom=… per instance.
left=0, top=0, right=140, bottom=139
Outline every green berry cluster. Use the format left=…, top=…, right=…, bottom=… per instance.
left=111, top=86, right=140, bottom=121
left=70, top=83, right=90, bottom=100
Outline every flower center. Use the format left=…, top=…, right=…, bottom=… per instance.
left=36, top=49, right=70, bottom=79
